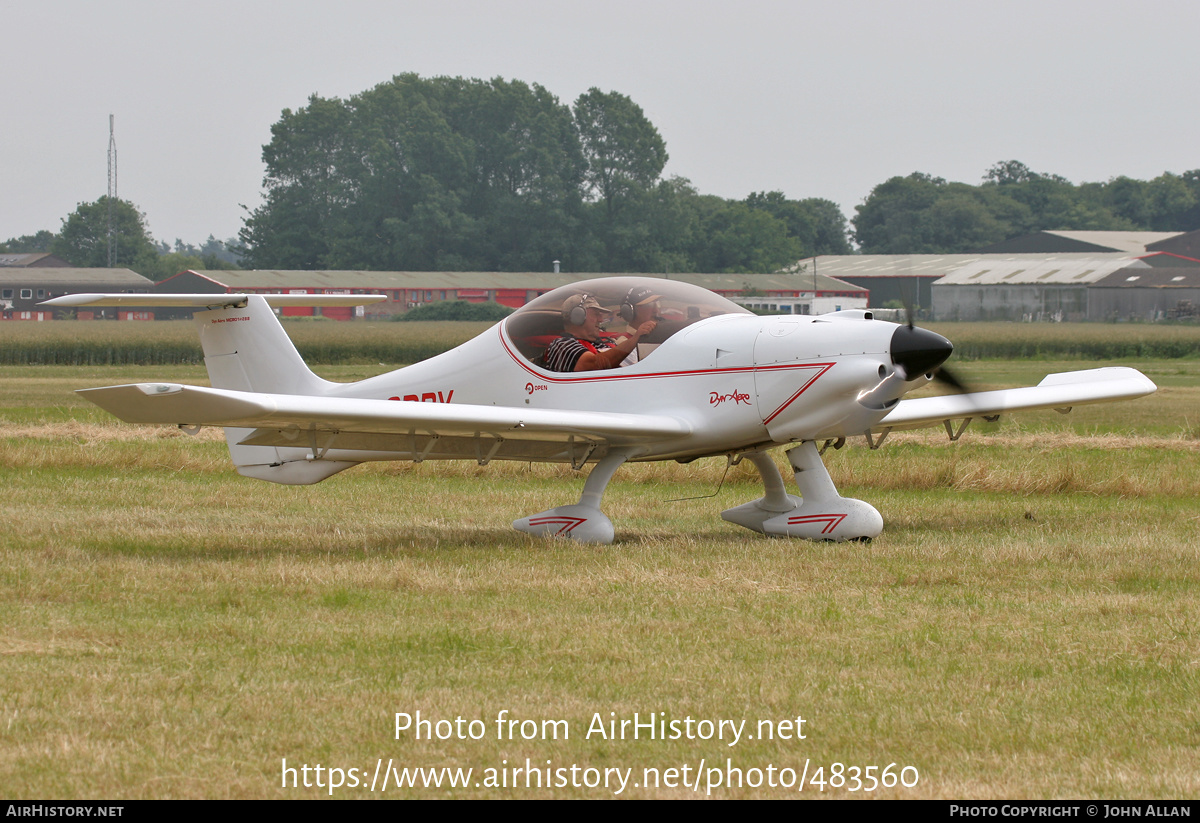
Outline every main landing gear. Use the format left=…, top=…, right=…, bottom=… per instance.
left=512, top=449, right=632, bottom=544
left=721, top=441, right=882, bottom=541
left=514, top=441, right=882, bottom=545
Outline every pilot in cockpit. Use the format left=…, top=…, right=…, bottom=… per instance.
left=542, top=293, right=657, bottom=372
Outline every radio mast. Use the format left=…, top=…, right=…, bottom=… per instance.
left=107, top=114, right=117, bottom=267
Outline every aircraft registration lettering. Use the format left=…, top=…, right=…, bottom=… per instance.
left=387, top=391, right=455, bottom=403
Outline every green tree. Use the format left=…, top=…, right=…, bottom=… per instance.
left=0, top=230, right=56, bottom=254
left=573, top=88, right=668, bottom=212
left=1173, top=171, right=1200, bottom=231
left=1009, top=174, right=1129, bottom=232
left=852, top=173, right=947, bottom=252
left=1102, top=176, right=1154, bottom=227
left=744, top=192, right=851, bottom=256
left=449, top=76, right=587, bottom=271
left=238, top=73, right=863, bottom=273
left=239, top=95, right=355, bottom=268
left=573, top=88, right=669, bottom=269
left=983, top=159, right=1039, bottom=185
left=51, top=197, right=158, bottom=273
left=397, top=300, right=513, bottom=321
left=241, top=75, right=588, bottom=272
left=1137, top=170, right=1195, bottom=229
left=692, top=201, right=801, bottom=273
left=855, top=163, right=1157, bottom=252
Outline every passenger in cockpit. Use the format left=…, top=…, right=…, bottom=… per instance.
left=542, top=293, right=657, bottom=372
left=615, top=286, right=663, bottom=366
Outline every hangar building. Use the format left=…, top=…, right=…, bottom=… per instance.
left=1, top=268, right=153, bottom=320
left=153, top=269, right=866, bottom=319
left=930, top=255, right=1133, bottom=321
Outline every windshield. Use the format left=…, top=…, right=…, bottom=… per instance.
left=503, top=276, right=752, bottom=367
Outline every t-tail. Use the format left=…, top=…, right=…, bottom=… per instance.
left=41, top=292, right=386, bottom=484
left=196, top=295, right=333, bottom=396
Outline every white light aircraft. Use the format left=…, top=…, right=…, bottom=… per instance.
left=45, top=277, right=1156, bottom=544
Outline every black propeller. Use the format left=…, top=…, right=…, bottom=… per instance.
left=894, top=292, right=972, bottom=394
left=932, top=361, right=970, bottom=393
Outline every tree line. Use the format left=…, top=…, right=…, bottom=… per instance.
left=5, top=74, right=1199, bottom=279
left=0, top=198, right=239, bottom=280
left=853, top=161, right=1200, bottom=254
left=236, top=74, right=851, bottom=274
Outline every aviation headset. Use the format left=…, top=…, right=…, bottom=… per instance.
left=620, top=287, right=662, bottom=324
left=618, top=296, right=636, bottom=324
left=563, top=293, right=597, bottom=325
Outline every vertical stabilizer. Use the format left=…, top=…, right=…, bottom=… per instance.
left=193, top=296, right=352, bottom=483
left=194, top=295, right=332, bottom=396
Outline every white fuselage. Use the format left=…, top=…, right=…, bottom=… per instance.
left=329, top=312, right=903, bottom=461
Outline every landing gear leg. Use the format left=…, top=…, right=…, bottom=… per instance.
left=719, top=451, right=802, bottom=532
left=722, top=442, right=883, bottom=541
left=513, top=450, right=631, bottom=544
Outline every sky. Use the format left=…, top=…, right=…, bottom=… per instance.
left=4, top=0, right=1198, bottom=247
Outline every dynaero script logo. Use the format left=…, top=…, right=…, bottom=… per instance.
left=710, top=390, right=751, bottom=407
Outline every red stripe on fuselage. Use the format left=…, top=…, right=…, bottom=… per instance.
left=761, top=363, right=835, bottom=425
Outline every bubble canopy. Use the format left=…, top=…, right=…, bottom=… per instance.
left=503, top=277, right=753, bottom=367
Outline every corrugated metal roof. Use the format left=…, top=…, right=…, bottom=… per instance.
left=781, top=253, right=1134, bottom=279
left=180, top=270, right=569, bottom=290
left=1134, top=251, right=1200, bottom=267
left=166, top=269, right=865, bottom=294
left=1044, top=231, right=1181, bottom=254
left=0, top=253, right=51, bottom=267
left=0, top=268, right=152, bottom=286
left=935, top=257, right=1132, bottom=285
left=1092, top=267, right=1200, bottom=288
left=784, top=254, right=979, bottom=277
left=671, top=272, right=863, bottom=292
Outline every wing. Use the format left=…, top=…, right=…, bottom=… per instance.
left=873, top=367, right=1156, bottom=437
left=77, top=383, right=692, bottom=464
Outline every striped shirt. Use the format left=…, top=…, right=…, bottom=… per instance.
left=542, top=335, right=617, bottom=372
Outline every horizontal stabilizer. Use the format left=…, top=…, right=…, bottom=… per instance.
left=876, top=367, right=1156, bottom=432
left=41, top=293, right=386, bottom=308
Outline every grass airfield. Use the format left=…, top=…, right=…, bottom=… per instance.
left=2, top=354, right=1198, bottom=799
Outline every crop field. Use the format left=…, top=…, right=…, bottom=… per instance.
left=3, top=317, right=1200, bottom=365
left=1, top=321, right=1198, bottom=798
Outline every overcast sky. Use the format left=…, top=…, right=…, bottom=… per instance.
left=5, top=0, right=1198, bottom=247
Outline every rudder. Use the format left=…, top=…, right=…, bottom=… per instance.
left=193, top=296, right=352, bottom=483
left=195, top=295, right=332, bottom=396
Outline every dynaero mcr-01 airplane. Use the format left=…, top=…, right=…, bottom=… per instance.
left=45, top=277, right=1156, bottom=544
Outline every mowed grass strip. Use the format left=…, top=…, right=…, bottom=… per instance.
left=1, top=357, right=1198, bottom=798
